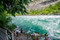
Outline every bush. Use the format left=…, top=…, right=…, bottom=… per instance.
left=0, top=12, right=11, bottom=28
left=8, top=24, right=17, bottom=31
left=0, top=11, right=16, bottom=31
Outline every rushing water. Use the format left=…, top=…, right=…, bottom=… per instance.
left=12, top=16, right=60, bottom=40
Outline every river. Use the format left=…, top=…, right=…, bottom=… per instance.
left=12, top=16, right=60, bottom=40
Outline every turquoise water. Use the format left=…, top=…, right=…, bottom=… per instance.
left=12, top=16, right=60, bottom=40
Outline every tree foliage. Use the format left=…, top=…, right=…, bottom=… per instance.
left=0, top=12, right=11, bottom=28
left=0, top=0, right=31, bottom=31
left=0, top=11, right=16, bottom=31
left=8, top=24, right=17, bottom=31
left=0, top=0, right=30, bottom=16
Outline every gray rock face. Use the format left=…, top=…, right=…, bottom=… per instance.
left=26, top=0, right=59, bottom=11
left=0, top=28, right=7, bottom=40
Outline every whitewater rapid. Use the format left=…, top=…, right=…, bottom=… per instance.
left=12, top=16, right=60, bottom=40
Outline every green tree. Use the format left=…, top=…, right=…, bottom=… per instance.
left=0, top=0, right=31, bottom=31
left=0, top=11, right=16, bottom=31
left=0, top=0, right=31, bottom=16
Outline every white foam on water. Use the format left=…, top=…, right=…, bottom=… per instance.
left=12, top=16, right=60, bottom=39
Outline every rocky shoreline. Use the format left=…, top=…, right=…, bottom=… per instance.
left=26, top=0, right=59, bottom=11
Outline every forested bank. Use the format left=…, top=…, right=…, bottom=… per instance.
left=15, top=1, right=60, bottom=15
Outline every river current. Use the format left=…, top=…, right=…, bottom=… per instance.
left=12, top=16, right=60, bottom=40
